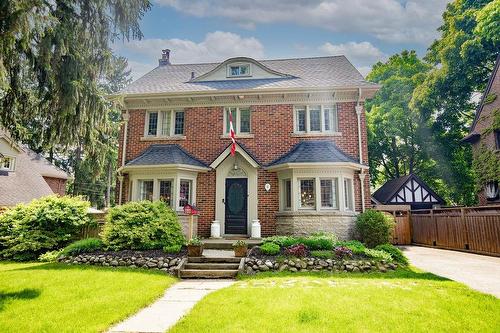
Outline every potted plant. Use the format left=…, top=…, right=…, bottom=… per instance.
left=187, top=237, right=203, bottom=257
left=233, top=240, right=248, bottom=257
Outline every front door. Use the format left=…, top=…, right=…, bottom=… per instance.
left=225, top=178, right=248, bottom=234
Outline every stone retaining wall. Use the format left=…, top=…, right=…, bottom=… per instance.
left=244, top=257, right=397, bottom=274
left=276, top=211, right=357, bottom=239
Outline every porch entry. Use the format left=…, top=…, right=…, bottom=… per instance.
left=225, top=178, right=248, bottom=234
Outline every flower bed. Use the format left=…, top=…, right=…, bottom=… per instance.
left=244, top=257, right=397, bottom=274
left=57, top=250, right=187, bottom=275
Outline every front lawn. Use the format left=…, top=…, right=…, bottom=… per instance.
left=170, top=269, right=500, bottom=333
left=0, top=262, right=176, bottom=333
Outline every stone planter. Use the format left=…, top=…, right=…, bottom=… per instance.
left=234, top=246, right=248, bottom=257
left=187, top=245, right=203, bottom=257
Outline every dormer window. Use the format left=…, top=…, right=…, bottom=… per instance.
left=227, top=63, right=250, bottom=77
left=0, top=156, right=15, bottom=171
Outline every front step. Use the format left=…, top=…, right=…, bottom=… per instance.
left=184, top=263, right=240, bottom=270
left=202, top=239, right=262, bottom=250
left=178, top=256, right=244, bottom=279
left=180, top=269, right=238, bottom=279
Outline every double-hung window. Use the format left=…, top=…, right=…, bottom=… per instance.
left=146, top=110, right=184, bottom=137
left=224, top=107, right=251, bottom=135
left=179, top=179, right=192, bottom=208
left=294, top=105, right=338, bottom=133
left=159, top=180, right=173, bottom=206
left=283, top=179, right=292, bottom=210
left=139, top=180, right=154, bottom=201
left=320, top=178, right=339, bottom=209
left=299, top=179, right=315, bottom=209
left=344, top=178, right=354, bottom=211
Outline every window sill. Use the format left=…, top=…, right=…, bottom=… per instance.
left=291, top=132, right=342, bottom=138
left=220, top=133, right=254, bottom=139
left=140, top=135, right=186, bottom=141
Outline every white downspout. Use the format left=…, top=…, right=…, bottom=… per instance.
left=118, top=111, right=130, bottom=205
left=355, top=89, right=366, bottom=212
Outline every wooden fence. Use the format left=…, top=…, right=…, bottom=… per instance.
left=411, top=205, right=500, bottom=256
left=78, top=211, right=106, bottom=239
left=375, top=205, right=412, bottom=245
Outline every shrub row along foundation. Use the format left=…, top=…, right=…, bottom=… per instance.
left=244, top=257, right=398, bottom=274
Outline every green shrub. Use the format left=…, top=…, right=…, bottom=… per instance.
left=335, top=240, right=366, bottom=255
left=363, top=248, right=392, bottom=261
left=39, top=249, right=63, bottom=262
left=262, top=233, right=337, bottom=250
left=0, top=195, right=91, bottom=261
left=61, top=238, right=103, bottom=256
left=260, top=242, right=280, bottom=255
left=262, top=235, right=297, bottom=247
left=310, top=250, right=334, bottom=259
left=163, top=244, right=182, bottom=254
left=102, top=201, right=185, bottom=250
left=355, top=210, right=395, bottom=248
left=375, top=244, right=408, bottom=265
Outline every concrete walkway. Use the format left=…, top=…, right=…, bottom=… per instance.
left=108, top=280, right=235, bottom=333
left=402, top=246, right=500, bottom=297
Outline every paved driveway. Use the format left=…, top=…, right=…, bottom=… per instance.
left=401, top=246, right=500, bottom=298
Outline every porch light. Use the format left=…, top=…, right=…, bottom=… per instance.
left=485, top=181, right=499, bottom=201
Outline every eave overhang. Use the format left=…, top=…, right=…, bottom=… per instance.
left=266, top=162, right=369, bottom=172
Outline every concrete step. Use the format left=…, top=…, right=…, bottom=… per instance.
left=184, top=263, right=240, bottom=270
left=188, top=257, right=242, bottom=263
left=180, top=269, right=238, bottom=279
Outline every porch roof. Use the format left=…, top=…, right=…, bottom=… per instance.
left=267, top=140, right=359, bottom=167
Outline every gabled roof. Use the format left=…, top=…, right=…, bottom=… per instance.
left=372, top=173, right=445, bottom=205
left=124, top=144, right=208, bottom=169
left=210, top=142, right=261, bottom=169
left=267, top=140, right=359, bottom=167
left=463, top=54, right=500, bottom=142
left=119, top=56, right=379, bottom=95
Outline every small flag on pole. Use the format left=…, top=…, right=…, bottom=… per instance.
left=229, top=110, right=236, bottom=156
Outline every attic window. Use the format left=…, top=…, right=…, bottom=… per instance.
left=228, top=64, right=250, bottom=77
left=0, top=156, right=15, bottom=171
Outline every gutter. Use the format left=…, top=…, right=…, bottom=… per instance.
left=118, top=111, right=130, bottom=205
left=355, top=88, right=366, bottom=212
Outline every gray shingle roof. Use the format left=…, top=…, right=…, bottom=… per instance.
left=126, top=144, right=208, bottom=167
left=120, top=56, right=378, bottom=95
left=268, top=140, right=359, bottom=166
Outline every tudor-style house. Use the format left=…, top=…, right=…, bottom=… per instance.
left=114, top=50, right=379, bottom=239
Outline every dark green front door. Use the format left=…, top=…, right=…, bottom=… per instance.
left=225, top=178, right=248, bottom=234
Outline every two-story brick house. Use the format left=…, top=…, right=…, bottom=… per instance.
left=114, top=50, right=379, bottom=239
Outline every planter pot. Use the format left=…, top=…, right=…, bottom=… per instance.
left=234, top=246, right=248, bottom=257
left=187, top=245, right=203, bottom=257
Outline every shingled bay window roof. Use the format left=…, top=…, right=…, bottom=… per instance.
left=267, top=140, right=362, bottom=169
left=123, top=144, right=208, bottom=170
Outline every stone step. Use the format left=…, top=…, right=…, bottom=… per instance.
left=202, top=239, right=262, bottom=250
left=184, top=263, right=240, bottom=270
left=187, top=256, right=242, bottom=263
left=179, top=269, right=238, bottom=279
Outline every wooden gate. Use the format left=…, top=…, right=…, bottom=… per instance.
left=375, top=205, right=412, bottom=245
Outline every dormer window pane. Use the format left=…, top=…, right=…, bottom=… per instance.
left=148, top=112, right=158, bottom=136
left=229, top=64, right=250, bottom=77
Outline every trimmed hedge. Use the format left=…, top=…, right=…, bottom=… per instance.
left=102, top=201, right=185, bottom=250
left=262, top=232, right=338, bottom=250
left=0, top=195, right=91, bottom=261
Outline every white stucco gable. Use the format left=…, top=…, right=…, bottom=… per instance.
left=191, top=57, right=293, bottom=82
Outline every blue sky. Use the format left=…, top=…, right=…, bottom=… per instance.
left=113, top=0, right=451, bottom=80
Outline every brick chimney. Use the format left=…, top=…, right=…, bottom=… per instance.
left=159, top=49, right=171, bottom=66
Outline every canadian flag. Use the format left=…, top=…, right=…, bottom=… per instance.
left=229, top=110, right=236, bottom=156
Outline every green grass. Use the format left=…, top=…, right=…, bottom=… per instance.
left=170, top=268, right=500, bottom=333
left=0, top=262, right=176, bottom=333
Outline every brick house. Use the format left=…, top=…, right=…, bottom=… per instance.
left=0, top=128, right=69, bottom=208
left=463, top=55, right=500, bottom=204
left=114, top=51, right=379, bottom=239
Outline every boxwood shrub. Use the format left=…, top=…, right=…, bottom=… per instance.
left=0, top=195, right=91, bottom=261
left=260, top=242, right=280, bottom=255
left=355, top=210, right=395, bottom=248
left=102, top=201, right=185, bottom=250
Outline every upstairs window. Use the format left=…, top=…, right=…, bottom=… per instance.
left=227, top=64, right=250, bottom=77
left=145, top=110, right=184, bottom=137
left=0, top=156, right=15, bottom=171
left=224, top=107, right=251, bottom=135
left=294, top=105, right=338, bottom=133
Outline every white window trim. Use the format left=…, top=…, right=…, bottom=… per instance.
left=158, top=178, right=174, bottom=206
left=280, top=178, right=292, bottom=211
left=144, top=110, right=185, bottom=138
left=0, top=155, right=16, bottom=171
left=319, top=177, right=340, bottom=210
left=137, top=179, right=154, bottom=201
left=293, top=104, right=339, bottom=135
left=177, top=178, right=193, bottom=210
left=226, top=63, right=252, bottom=78
left=223, top=107, right=252, bottom=136
left=343, top=176, right=355, bottom=212
left=298, top=178, right=316, bottom=210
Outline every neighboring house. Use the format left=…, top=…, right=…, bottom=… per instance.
left=0, top=128, right=69, bottom=208
left=463, top=55, right=500, bottom=204
left=372, top=174, right=445, bottom=210
left=113, top=50, right=379, bottom=239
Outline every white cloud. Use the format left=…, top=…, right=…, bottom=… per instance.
left=156, top=0, right=450, bottom=44
left=113, top=31, right=264, bottom=80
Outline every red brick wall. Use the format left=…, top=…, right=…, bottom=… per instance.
left=43, top=176, right=67, bottom=195
left=118, top=102, right=371, bottom=236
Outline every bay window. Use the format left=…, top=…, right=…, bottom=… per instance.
left=159, top=180, right=172, bottom=206
left=320, top=178, right=339, bottom=209
left=224, top=107, right=251, bottom=135
left=344, top=178, right=354, bottom=211
left=294, top=105, right=338, bottom=133
left=299, top=179, right=315, bottom=209
left=139, top=180, right=154, bottom=201
left=283, top=179, right=292, bottom=210
left=145, top=110, right=184, bottom=137
left=179, top=179, right=192, bottom=207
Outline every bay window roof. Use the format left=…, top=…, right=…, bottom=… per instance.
left=123, top=144, right=208, bottom=170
